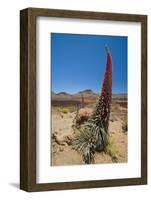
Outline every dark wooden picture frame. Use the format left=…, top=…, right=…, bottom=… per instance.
left=20, top=7, right=147, bottom=192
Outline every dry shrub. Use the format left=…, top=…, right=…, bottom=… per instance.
left=122, top=117, right=128, bottom=132
left=58, top=107, right=70, bottom=114
left=106, top=138, right=118, bottom=162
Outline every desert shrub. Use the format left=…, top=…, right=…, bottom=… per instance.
left=74, top=108, right=93, bottom=129
left=76, top=115, right=89, bottom=127
left=122, top=118, right=127, bottom=132
left=106, top=138, right=118, bottom=162
left=58, top=107, right=70, bottom=114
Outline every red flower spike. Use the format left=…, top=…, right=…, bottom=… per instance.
left=95, top=46, right=112, bottom=132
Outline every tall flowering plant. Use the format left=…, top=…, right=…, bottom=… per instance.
left=95, top=46, right=112, bottom=132
left=73, top=47, right=112, bottom=164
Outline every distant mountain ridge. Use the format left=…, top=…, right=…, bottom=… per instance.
left=57, top=92, right=71, bottom=96
left=51, top=90, right=127, bottom=100
left=78, top=89, right=95, bottom=94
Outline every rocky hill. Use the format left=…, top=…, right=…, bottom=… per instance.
left=52, top=90, right=127, bottom=100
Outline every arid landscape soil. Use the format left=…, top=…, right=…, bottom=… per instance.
left=51, top=90, right=127, bottom=166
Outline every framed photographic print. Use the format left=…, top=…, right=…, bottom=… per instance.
left=20, top=8, right=147, bottom=191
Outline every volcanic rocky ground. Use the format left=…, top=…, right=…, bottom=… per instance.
left=51, top=90, right=127, bottom=166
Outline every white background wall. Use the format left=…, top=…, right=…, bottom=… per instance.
left=0, top=0, right=150, bottom=199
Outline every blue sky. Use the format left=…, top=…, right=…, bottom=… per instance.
left=51, top=33, right=127, bottom=94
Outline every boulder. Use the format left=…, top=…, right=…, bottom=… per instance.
left=52, top=132, right=74, bottom=146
